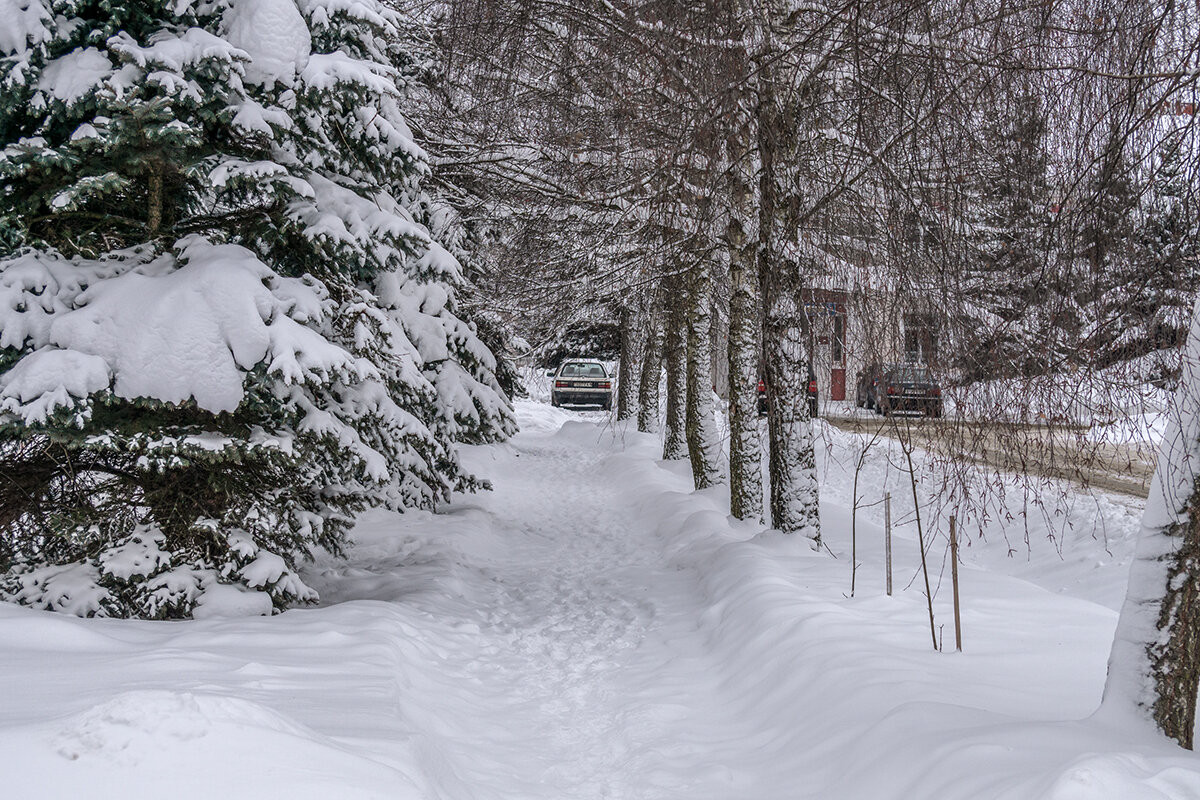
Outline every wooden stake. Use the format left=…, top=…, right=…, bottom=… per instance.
left=951, top=514, right=962, bottom=652
left=884, top=492, right=892, bottom=597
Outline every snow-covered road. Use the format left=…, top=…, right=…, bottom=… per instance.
left=2, top=400, right=1200, bottom=799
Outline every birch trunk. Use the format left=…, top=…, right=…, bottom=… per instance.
left=617, top=302, right=638, bottom=420
left=685, top=260, right=724, bottom=489
left=662, top=280, right=689, bottom=461
left=638, top=306, right=663, bottom=434
left=760, top=282, right=819, bottom=541
left=753, top=13, right=820, bottom=544
left=1103, top=297, right=1200, bottom=749
left=727, top=165, right=764, bottom=520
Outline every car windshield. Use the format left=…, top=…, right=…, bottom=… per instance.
left=891, top=367, right=932, bottom=383
left=560, top=362, right=606, bottom=378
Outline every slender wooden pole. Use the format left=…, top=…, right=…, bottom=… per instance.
left=903, top=445, right=937, bottom=651
left=851, top=472, right=859, bottom=597
left=884, top=492, right=892, bottom=597
left=951, top=514, right=962, bottom=652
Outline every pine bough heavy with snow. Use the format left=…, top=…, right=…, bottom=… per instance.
left=0, top=0, right=514, bottom=619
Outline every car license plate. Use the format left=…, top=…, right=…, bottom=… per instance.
left=904, top=388, right=922, bottom=396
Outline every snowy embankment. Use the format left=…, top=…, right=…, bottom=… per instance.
left=1, top=400, right=1198, bottom=798
left=945, top=352, right=1172, bottom=440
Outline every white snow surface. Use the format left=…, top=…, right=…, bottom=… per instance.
left=35, top=47, right=113, bottom=105
left=0, top=0, right=52, bottom=59
left=222, top=0, right=311, bottom=86
left=2, top=399, right=1199, bottom=798
left=0, top=237, right=364, bottom=418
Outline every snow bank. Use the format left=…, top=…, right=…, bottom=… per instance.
left=952, top=352, right=1173, bottom=435
left=591, top=423, right=1200, bottom=798
left=0, top=598, right=450, bottom=797
left=1, top=688, right=424, bottom=799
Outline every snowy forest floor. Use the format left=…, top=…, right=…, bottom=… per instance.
left=2, top=398, right=1200, bottom=799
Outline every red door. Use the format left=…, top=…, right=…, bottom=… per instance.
left=831, top=308, right=846, bottom=400
left=831, top=368, right=846, bottom=401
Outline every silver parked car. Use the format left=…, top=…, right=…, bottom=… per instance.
left=548, top=360, right=613, bottom=410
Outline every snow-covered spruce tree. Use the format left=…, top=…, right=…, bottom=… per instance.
left=0, top=0, right=512, bottom=618
left=1075, top=127, right=1141, bottom=367
left=1121, top=130, right=1200, bottom=370
left=1102, top=296, right=1200, bottom=749
left=399, top=189, right=519, bottom=443
left=960, top=87, right=1055, bottom=379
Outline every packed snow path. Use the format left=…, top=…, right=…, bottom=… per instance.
left=335, top=416, right=755, bottom=798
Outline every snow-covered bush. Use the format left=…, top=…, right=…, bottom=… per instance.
left=0, top=0, right=514, bottom=618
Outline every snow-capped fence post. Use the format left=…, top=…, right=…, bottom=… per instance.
left=951, top=515, right=962, bottom=652
left=885, top=492, right=893, bottom=597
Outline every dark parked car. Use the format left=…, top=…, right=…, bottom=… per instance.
left=757, top=363, right=819, bottom=418
left=873, top=365, right=942, bottom=417
left=855, top=362, right=899, bottom=411
left=549, top=359, right=613, bottom=409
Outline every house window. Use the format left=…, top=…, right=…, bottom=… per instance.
left=904, top=313, right=939, bottom=365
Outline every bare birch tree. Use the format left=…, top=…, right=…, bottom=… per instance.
left=685, top=256, right=726, bottom=488
left=662, top=275, right=690, bottom=460
left=638, top=296, right=664, bottom=433
left=1104, top=298, right=1200, bottom=749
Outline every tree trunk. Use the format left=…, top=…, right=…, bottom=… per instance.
left=1103, top=297, right=1200, bottom=749
left=662, top=279, right=689, bottom=460
left=754, top=17, right=820, bottom=544
left=617, top=302, right=638, bottom=420
left=759, top=280, right=819, bottom=541
left=726, top=152, right=764, bottom=520
left=147, top=162, right=163, bottom=237
left=638, top=304, right=664, bottom=434
left=685, top=260, right=724, bottom=489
